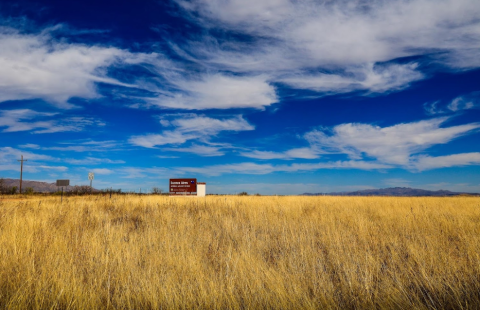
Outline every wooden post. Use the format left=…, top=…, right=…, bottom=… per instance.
left=17, top=155, right=27, bottom=194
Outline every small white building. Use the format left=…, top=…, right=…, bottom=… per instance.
left=197, top=182, right=206, bottom=197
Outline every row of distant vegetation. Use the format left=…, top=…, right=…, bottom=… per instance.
left=0, top=195, right=478, bottom=309
left=0, top=179, right=261, bottom=196
left=0, top=179, right=157, bottom=195
left=0, top=178, right=31, bottom=195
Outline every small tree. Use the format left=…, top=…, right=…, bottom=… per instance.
left=152, top=187, right=163, bottom=194
left=11, top=186, right=18, bottom=195
left=238, top=191, right=248, bottom=196
left=78, top=186, right=91, bottom=195
left=0, top=178, right=4, bottom=194
left=25, top=187, right=34, bottom=195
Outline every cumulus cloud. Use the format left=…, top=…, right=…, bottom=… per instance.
left=129, top=114, right=254, bottom=148
left=304, top=117, right=480, bottom=168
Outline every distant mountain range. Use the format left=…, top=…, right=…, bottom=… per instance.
left=0, top=178, right=96, bottom=193
left=303, top=187, right=479, bottom=197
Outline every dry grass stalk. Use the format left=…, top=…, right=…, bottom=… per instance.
left=0, top=195, right=479, bottom=309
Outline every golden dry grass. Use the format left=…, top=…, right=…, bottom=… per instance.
left=0, top=195, right=479, bottom=309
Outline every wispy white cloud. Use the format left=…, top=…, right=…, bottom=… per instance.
left=178, top=162, right=276, bottom=176
left=305, top=117, right=480, bottom=166
left=3, top=0, right=480, bottom=112
left=412, top=153, right=480, bottom=171
left=20, top=140, right=121, bottom=152
left=0, top=26, right=150, bottom=108
left=163, top=144, right=225, bottom=156
left=0, top=24, right=277, bottom=111
left=448, top=92, right=480, bottom=112
left=0, top=109, right=55, bottom=132
left=89, top=168, right=114, bottom=175
left=0, top=109, right=105, bottom=133
left=172, top=0, right=480, bottom=97
left=128, top=132, right=193, bottom=148
left=279, top=63, right=423, bottom=94
left=0, top=147, right=67, bottom=173
left=18, top=143, right=41, bottom=149
left=146, top=74, right=277, bottom=110
left=37, top=165, right=68, bottom=172
left=0, top=146, right=55, bottom=161
left=424, top=92, right=480, bottom=115
left=177, top=160, right=390, bottom=176
left=176, top=0, right=480, bottom=68
left=116, top=167, right=169, bottom=179
left=162, top=114, right=254, bottom=133
left=240, top=147, right=318, bottom=160
left=65, top=157, right=125, bottom=165
left=129, top=114, right=254, bottom=148
left=423, top=101, right=444, bottom=115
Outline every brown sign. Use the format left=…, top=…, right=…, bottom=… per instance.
left=56, top=179, right=70, bottom=186
left=169, top=178, right=197, bottom=195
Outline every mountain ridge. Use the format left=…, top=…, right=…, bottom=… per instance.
left=0, top=178, right=96, bottom=193
left=303, top=187, right=479, bottom=196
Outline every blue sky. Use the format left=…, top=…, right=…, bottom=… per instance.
left=0, top=0, right=480, bottom=194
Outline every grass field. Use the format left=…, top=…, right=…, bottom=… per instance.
left=0, top=195, right=479, bottom=309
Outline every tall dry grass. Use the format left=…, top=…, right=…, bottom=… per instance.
left=0, top=195, right=479, bottom=309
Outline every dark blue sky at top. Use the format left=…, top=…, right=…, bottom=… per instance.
left=1, top=0, right=182, bottom=42
left=0, top=0, right=479, bottom=194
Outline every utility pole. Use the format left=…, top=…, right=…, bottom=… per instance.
left=17, top=155, right=27, bottom=194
